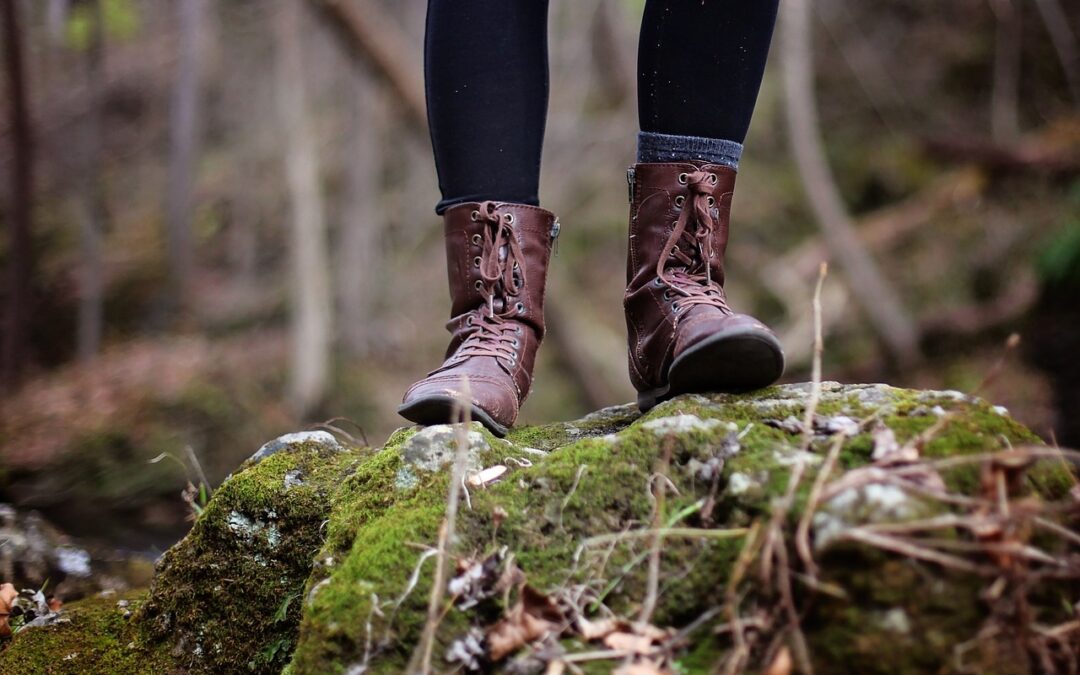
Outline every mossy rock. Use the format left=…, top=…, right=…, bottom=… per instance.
left=3, top=384, right=1076, bottom=673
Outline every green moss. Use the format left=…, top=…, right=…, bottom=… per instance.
left=9, top=383, right=1075, bottom=673
left=134, top=439, right=364, bottom=673
left=0, top=593, right=172, bottom=674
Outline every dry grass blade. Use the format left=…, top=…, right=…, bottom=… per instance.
left=582, top=528, right=749, bottom=547
left=801, top=261, right=828, bottom=451
left=795, top=431, right=847, bottom=576
left=720, top=521, right=766, bottom=675
left=838, top=528, right=994, bottom=575
left=409, top=377, right=472, bottom=674
left=639, top=437, right=674, bottom=625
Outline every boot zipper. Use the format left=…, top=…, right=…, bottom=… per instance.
left=626, top=167, right=636, bottom=203
left=550, top=217, right=561, bottom=256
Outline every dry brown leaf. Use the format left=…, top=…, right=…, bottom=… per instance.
left=544, top=661, right=566, bottom=675
left=486, top=585, right=564, bottom=661
left=488, top=609, right=558, bottom=661
left=47, top=597, right=63, bottom=612
left=576, top=616, right=619, bottom=641
left=0, top=583, right=18, bottom=637
left=765, top=645, right=793, bottom=675
left=604, top=631, right=655, bottom=655
left=613, top=661, right=666, bottom=675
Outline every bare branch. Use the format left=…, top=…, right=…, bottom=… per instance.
left=780, top=0, right=920, bottom=367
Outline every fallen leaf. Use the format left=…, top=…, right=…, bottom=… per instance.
left=613, top=661, right=667, bottom=675
left=0, top=583, right=18, bottom=637
left=468, top=465, right=508, bottom=488
left=445, top=627, right=485, bottom=670
left=576, top=616, right=619, bottom=641
left=765, top=417, right=804, bottom=435
left=449, top=551, right=505, bottom=610
left=765, top=645, right=793, bottom=675
left=544, top=661, right=566, bottom=675
left=604, top=631, right=655, bottom=655
left=817, top=415, right=859, bottom=436
left=487, top=609, right=558, bottom=661
left=486, top=585, right=564, bottom=661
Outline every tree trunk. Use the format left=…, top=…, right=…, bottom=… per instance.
left=165, top=0, right=205, bottom=316
left=337, top=69, right=382, bottom=357
left=275, top=0, right=333, bottom=417
left=76, top=0, right=107, bottom=362
left=989, top=0, right=1022, bottom=143
left=0, top=0, right=34, bottom=388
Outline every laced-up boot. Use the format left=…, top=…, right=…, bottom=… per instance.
left=399, top=201, right=559, bottom=435
left=624, top=162, right=784, bottom=411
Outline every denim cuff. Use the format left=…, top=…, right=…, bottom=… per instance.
left=636, top=131, right=743, bottom=169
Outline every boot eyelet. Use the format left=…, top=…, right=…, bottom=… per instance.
left=474, top=280, right=484, bottom=291
left=674, top=195, right=685, bottom=208
left=709, top=173, right=718, bottom=185
left=505, top=213, right=515, bottom=224
left=471, top=234, right=482, bottom=245
left=671, top=301, right=681, bottom=312
left=473, top=256, right=481, bottom=267
left=653, top=278, right=664, bottom=288
left=512, top=339, right=520, bottom=348
left=515, top=302, right=525, bottom=313
left=707, top=196, right=715, bottom=207
left=662, top=290, right=673, bottom=300
left=677, top=173, right=688, bottom=185
left=470, top=210, right=480, bottom=222
left=515, top=325, right=523, bottom=335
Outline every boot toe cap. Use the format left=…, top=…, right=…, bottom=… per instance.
left=400, top=372, right=520, bottom=432
left=674, top=311, right=777, bottom=357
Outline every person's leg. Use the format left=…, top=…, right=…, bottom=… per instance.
left=636, top=0, right=779, bottom=166
left=401, top=0, right=559, bottom=435
left=624, top=0, right=784, bottom=411
left=425, top=0, right=551, bottom=213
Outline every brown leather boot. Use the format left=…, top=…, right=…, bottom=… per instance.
left=625, top=162, right=784, bottom=411
left=399, top=201, right=559, bottom=436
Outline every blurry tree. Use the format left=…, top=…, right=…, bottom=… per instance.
left=74, top=0, right=107, bottom=362
left=1, top=0, right=34, bottom=387
left=1034, top=0, right=1080, bottom=104
left=337, top=70, right=383, bottom=357
left=275, top=0, right=332, bottom=416
left=165, top=0, right=206, bottom=317
left=990, top=0, right=1021, bottom=142
left=46, top=0, right=69, bottom=43
left=780, top=0, right=919, bottom=368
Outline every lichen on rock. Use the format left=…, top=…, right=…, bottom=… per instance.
left=2, top=383, right=1076, bottom=673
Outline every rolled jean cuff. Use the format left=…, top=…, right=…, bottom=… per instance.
left=636, top=131, right=743, bottom=169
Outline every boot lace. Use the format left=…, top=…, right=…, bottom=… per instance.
left=454, top=202, right=526, bottom=371
left=655, top=170, right=731, bottom=313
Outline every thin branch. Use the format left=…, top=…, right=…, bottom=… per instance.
left=780, top=0, right=920, bottom=366
left=309, top=0, right=427, bottom=130
left=1033, top=0, right=1080, bottom=103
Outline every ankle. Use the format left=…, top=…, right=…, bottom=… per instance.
left=636, top=131, right=742, bottom=169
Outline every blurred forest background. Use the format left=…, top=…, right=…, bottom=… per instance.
left=0, top=0, right=1078, bottom=555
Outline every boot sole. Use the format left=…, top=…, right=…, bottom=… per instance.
left=637, top=326, right=785, bottom=412
left=397, top=395, right=509, bottom=437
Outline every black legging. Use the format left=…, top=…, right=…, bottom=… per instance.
left=425, top=0, right=779, bottom=213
